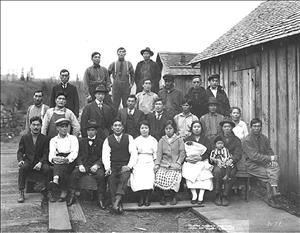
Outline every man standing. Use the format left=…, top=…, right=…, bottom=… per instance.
left=80, top=85, right=114, bottom=140
left=243, top=118, right=281, bottom=208
left=158, top=75, right=184, bottom=118
left=206, top=74, right=230, bottom=116
left=117, top=95, right=145, bottom=138
left=42, top=92, right=80, bottom=139
left=135, top=47, right=161, bottom=93
left=50, top=69, right=79, bottom=118
left=17, top=116, right=50, bottom=203
left=146, top=98, right=172, bottom=141
left=83, top=52, right=112, bottom=104
left=102, top=119, right=138, bottom=214
left=67, top=120, right=106, bottom=208
left=24, top=90, right=49, bottom=134
left=200, top=97, right=224, bottom=144
left=185, top=76, right=208, bottom=119
left=136, top=79, right=158, bottom=115
left=108, top=47, right=135, bottom=110
left=48, top=118, right=79, bottom=202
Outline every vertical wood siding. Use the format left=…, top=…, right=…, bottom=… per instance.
left=199, top=35, right=300, bottom=196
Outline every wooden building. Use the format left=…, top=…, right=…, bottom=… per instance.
left=156, top=52, right=201, bottom=96
left=189, top=1, right=300, bottom=202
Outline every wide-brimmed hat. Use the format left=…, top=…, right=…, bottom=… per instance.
left=219, top=117, right=236, bottom=128
left=208, top=74, right=220, bottom=81
left=86, top=119, right=99, bottom=129
left=55, top=118, right=70, bottom=126
left=94, top=85, right=108, bottom=94
left=207, top=97, right=219, bottom=106
left=140, top=47, right=154, bottom=56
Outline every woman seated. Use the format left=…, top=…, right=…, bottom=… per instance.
left=130, top=120, right=158, bottom=207
left=154, top=120, right=186, bottom=205
left=182, top=120, right=213, bottom=206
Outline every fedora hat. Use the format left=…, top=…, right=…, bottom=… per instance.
left=219, top=117, right=236, bottom=128
left=86, top=119, right=99, bottom=129
left=207, top=97, right=219, bottom=105
left=94, top=85, right=108, bottom=94
left=140, top=47, right=154, bottom=56
left=55, top=118, right=70, bottom=126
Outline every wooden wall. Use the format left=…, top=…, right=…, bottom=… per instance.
left=199, top=34, right=300, bottom=200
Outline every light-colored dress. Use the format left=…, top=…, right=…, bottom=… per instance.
left=232, top=120, right=249, bottom=140
left=182, top=141, right=213, bottom=190
left=130, top=135, right=158, bottom=192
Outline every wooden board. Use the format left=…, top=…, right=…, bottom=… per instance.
left=123, top=200, right=201, bottom=210
left=48, top=201, right=72, bottom=232
left=261, top=47, right=269, bottom=136
left=68, top=202, right=87, bottom=223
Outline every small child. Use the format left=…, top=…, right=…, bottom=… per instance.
left=210, top=136, right=234, bottom=181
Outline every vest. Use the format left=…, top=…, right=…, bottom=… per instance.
left=107, top=134, right=130, bottom=166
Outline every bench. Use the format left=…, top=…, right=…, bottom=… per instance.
left=235, top=170, right=252, bottom=201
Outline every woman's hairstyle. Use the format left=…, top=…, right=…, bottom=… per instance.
left=139, top=120, right=150, bottom=130
left=163, top=119, right=177, bottom=132
left=230, top=106, right=241, bottom=114
left=189, top=120, right=204, bottom=136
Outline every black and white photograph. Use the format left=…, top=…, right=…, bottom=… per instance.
left=1, top=1, right=300, bottom=232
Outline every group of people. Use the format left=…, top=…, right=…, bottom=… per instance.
left=17, top=47, right=282, bottom=214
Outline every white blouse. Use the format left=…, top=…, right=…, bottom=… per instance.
left=232, top=120, right=249, bottom=140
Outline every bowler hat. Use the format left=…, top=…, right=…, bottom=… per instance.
left=86, top=119, right=99, bottom=129
left=219, top=117, right=236, bottom=128
left=55, top=118, right=70, bottom=126
left=207, top=97, right=219, bottom=105
left=94, top=85, right=108, bottom=94
left=140, top=47, right=154, bottom=56
left=208, top=74, right=220, bottom=81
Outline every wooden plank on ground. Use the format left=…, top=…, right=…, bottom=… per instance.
left=123, top=200, right=199, bottom=210
left=48, top=201, right=72, bottom=231
left=68, top=202, right=87, bottom=223
left=0, top=217, right=47, bottom=228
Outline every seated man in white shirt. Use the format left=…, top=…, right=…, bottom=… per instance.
left=102, top=119, right=138, bottom=214
left=48, top=118, right=79, bottom=202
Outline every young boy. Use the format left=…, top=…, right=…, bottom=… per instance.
left=210, top=136, right=234, bottom=181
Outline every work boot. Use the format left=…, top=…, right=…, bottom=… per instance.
left=222, top=195, right=229, bottom=206
left=214, top=193, right=222, bottom=206
left=271, top=186, right=281, bottom=197
left=67, top=189, right=76, bottom=206
left=17, top=190, right=25, bottom=203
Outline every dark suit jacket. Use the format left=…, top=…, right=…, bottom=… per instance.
left=146, top=110, right=172, bottom=141
left=206, top=86, right=230, bottom=117
left=17, top=133, right=50, bottom=164
left=76, top=137, right=104, bottom=169
left=117, top=108, right=145, bottom=138
left=135, top=59, right=161, bottom=93
left=80, top=101, right=114, bottom=139
left=50, top=83, right=80, bottom=117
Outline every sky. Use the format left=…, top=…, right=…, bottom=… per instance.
left=1, top=1, right=263, bottom=81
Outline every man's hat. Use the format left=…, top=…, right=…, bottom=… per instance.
left=219, top=117, right=236, bottom=128
left=207, top=97, right=219, bottom=106
left=86, top=119, right=99, bottom=129
left=94, top=85, right=108, bottom=94
left=208, top=74, right=220, bottom=81
left=55, top=118, right=70, bottom=126
left=140, top=47, right=154, bottom=56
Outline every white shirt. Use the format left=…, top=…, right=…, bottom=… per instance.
left=174, top=112, right=199, bottom=137
left=95, top=99, right=103, bottom=108
left=102, top=134, right=138, bottom=170
left=210, top=87, right=218, bottom=97
left=128, top=108, right=135, bottom=115
left=49, top=133, right=79, bottom=164
left=88, top=136, right=96, bottom=146
left=232, top=120, right=249, bottom=140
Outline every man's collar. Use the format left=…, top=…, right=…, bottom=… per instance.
left=142, top=90, right=152, bottom=95
left=61, top=82, right=68, bottom=87
left=93, top=64, right=100, bottom=68
left=88, top=136, right=96, bottom=140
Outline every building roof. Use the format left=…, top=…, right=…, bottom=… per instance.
left=189, top=1, right=300, bottom=65
left=156, top=52, right=201, bottom=76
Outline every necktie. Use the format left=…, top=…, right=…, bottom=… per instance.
left=116, top=136, right=121, bottom=143
left=156, top=112, right=161, bottom=120
left=88, top=139, right=95, bottom=146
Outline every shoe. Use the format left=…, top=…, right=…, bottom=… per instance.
left=170, top=196, right=177, bottom=205
left=191, top=199, right=197, bottom=204
left=67, top=192, right=76, bottom=206
left=214, top=194, right=222, bottom=206
left=159, top=196, right=167, bottom=205
left=118, top=202, right=124, bottom=214
left=197, top=200, right=204, bottom=207
left=58, top=190, right=67, bottom=202
left=98, top=199, right=105, bottom=209
left=138, top=195, right=144, bottom=207
left=17, top=190, right=25, bottom=203
left=144, top=191, right=151, bottom=206
left=144, top=200, right=151, bottom=207
left=222, top=195, right=229, bottom=206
